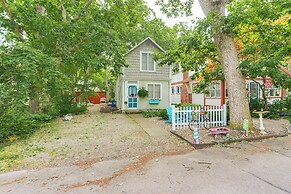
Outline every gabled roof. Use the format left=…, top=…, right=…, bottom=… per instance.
left=125, top=37, right=165, bottom=56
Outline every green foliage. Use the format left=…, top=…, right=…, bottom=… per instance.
left=159, top=109, right=169, bottom=120
left=138, top=87, right=149, bottom=98
left=228, top=0, right=291, bottom=90
left=0, top=0, right=177, bottom=142
left=142, top=109, right=168, bottom=120
left=249, top=96, right=291, bottom=120
left=0, top=111, right=31, bottom=141
left=249, top=99, right=265, bottom=112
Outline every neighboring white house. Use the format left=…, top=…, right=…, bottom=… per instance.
left=115, top=37, right=171, bottom=111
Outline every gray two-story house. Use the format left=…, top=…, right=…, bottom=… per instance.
left=115, top=37, right=171, bottom=111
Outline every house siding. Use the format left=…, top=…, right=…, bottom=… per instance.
left=115, top=37, right=171, bottom=111
left=124, top=39, right=170, bottom=81
left=137, top=80, right=170, bottom=110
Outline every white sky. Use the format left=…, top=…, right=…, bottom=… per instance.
left=145, top=0, right=205, bottom=27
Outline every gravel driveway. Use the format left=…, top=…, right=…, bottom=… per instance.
left=11, top=104, right=190, bottom=171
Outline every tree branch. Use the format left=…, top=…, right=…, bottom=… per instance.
left=73, top=0, right=93, bottom=21
left=0, top=0, right=23, bottom=40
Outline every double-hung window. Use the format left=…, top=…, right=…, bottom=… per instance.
left=206, top=83, right=221, bottom=98
left=141, top=52, right=155, bottom=72
left=266, top=85, right=280, bottom=97
left=147, top=84, right=161, bottom=99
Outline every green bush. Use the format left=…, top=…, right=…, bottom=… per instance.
left=0, top=106, right=37, bottom=142
left=55, top=94, right=87, bottom=116
left=249, top=96, right=291, bottom=119
left=249, top=98, right=265, bottom=112
left=141, top=109, right=169, bottom=120
left=159, top=109, right=169, bottom=120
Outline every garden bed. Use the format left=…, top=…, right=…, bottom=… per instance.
left=169, top=118, right=290, bottom=148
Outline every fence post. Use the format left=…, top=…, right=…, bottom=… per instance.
left=171, top=105, right=176, bottom=131
left=223, top=104, right=227, bottom=126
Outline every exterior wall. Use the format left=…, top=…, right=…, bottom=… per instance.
left=192, top=93, right=204, bottom=105
left=171, top=71, right=183, bottom=104
left=205, top=99, right=221, bottom=106
left=171, top=84, right=182, bottom=104
left=115, top=76, right=122, bottom=109
left=137, top=80, right=170, bottom=110
left=245, top=79, right=283, bottom=103
left=115, top=38, right=171, bottom=111
left=124, top=39, right=170, bottom=81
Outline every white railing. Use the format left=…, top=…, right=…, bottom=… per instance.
left=171, top=104, right=227, bottom=131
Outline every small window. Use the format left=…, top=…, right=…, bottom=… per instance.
left=171, top=87, right=175, bottom=94
left=147, top=84, right=161, bottom=99
left=176, top=86, right=182, bottom=94
left=206, top=83, right=221, bottom=98
left=266, top=85, right=280, bottom=97
left=141, top=52, right=155, bottom=71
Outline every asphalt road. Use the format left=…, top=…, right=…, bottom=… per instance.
left=1, top=136, right=291, bottom=194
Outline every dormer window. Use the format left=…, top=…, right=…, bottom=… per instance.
left=140, top=52, right=155, bottom=72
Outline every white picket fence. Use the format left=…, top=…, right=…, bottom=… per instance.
left=171, top=104, right=227, bottom=131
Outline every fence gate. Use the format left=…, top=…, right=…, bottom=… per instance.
left=171, top=105, right=227, bottom=131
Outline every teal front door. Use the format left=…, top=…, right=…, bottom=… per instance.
left=128, top=85, right=138, bottom=109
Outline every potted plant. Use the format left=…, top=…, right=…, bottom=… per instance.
left=138, top=87, right=149, bottom=98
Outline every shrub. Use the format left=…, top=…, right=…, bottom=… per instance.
left=249, top=98, right=265, bottom=112
left=159, top=109, right=169, bottom=120
left=249, top=96, right=291, bottom=119
left=0, top=106, right=38, bottom=142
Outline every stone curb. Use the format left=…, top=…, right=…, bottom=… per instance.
left=170, top=131, right=289, bottom=149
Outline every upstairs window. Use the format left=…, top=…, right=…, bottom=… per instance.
left=141, top=52, right=155, bottom=72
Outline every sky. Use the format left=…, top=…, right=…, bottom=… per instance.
left=145, top=0, right=205, bottom=27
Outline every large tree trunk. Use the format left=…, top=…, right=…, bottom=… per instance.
left=198, top=0, right=253, bottom=129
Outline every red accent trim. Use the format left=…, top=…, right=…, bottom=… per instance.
left=281, top=88, right=284, bottom=100
left=221, top=81, right=225, bottom=106
left=171, top=81, right=183, bottom=85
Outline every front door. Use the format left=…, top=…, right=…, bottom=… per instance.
left=128, top=85, right=138, bottom=109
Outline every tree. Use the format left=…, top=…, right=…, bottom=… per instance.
left=228, top=0, right=291, bottom=109
left=158, top=0, right=252, bottom=129
left=0, top=0, right=178, bottom=139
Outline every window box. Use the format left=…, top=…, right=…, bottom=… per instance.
left=149, top=99, right=160, bottom=104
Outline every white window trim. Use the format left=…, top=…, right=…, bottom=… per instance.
left=266, top=85, right=281, bottom=97
left=140, top=51, right=156, bottom=72
left=205, top=83, right=221, bottom=98
left=147, top=83, right=162, bottom=99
